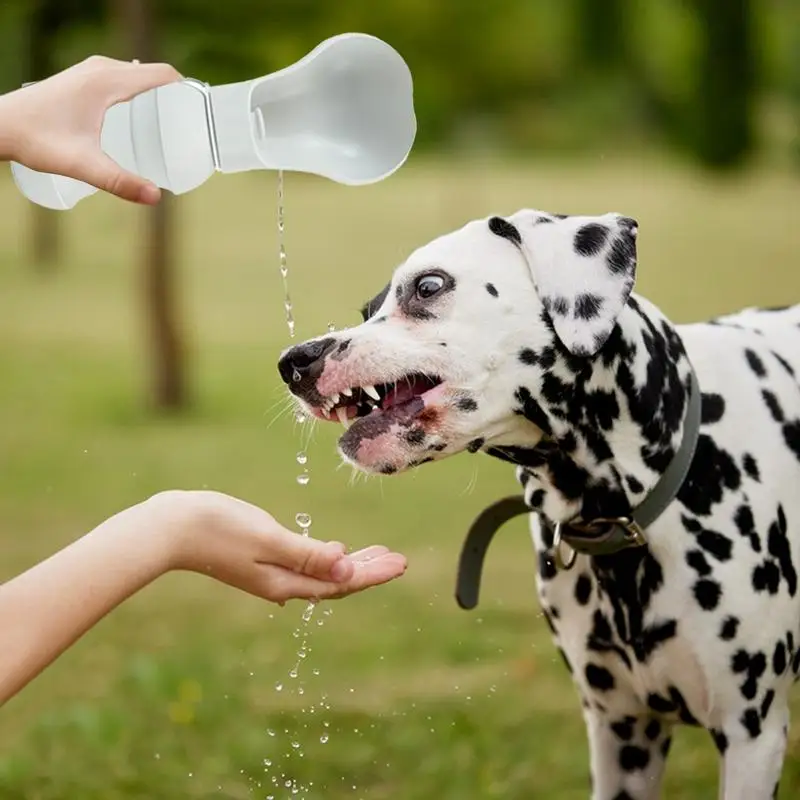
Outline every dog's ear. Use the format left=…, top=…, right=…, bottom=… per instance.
left=500, top=210, right=638, bottom=356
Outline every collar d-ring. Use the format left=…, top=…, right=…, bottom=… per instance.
left=552, top=522, right=577, bottom=570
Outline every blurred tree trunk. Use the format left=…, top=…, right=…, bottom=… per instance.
left=27, top=0, right=66, bottom=271
left=690, top=0, right=755, bottom=169
left=114, top=0, right=187, bottom=411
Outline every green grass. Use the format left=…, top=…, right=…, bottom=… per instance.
left=0, top=155, right=799, bottom=799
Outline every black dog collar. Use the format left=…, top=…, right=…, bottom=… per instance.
left=455, top=367, right=702, bottom=610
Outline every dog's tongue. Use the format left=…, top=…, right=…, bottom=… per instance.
left=382, top=377, right=431, bottom=410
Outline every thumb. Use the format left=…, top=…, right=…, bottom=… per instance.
left=79, top=151, right=162, bottom=204
left=259, top=526, right=354, bottom=583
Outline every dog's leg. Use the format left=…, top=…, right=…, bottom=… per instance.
left=584, top=710, right=672, bottom=800
left=715, top=704, right=789, bottom=800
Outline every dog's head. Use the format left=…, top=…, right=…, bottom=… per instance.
left=278, top=209, right=638, bottom=475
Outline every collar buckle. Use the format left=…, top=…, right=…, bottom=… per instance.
left=552, top=516, right=647, bottom=571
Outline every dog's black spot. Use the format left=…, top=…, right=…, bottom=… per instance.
left=773, top=640, right=787, bottom=675
left=606, top=233, right=636, bottom=276
left=612, top=793, right=636, bottom=800
left=379, top=465, right=397, bottom=475
left=457, top=396, right=479, bottom=412
left=720, top=616, right=739, bottom=641
left=634, top=619, right=678, bottom=663
left=619, top=745, right=650, bottom=772
left=762, top=389, right=785, bottom=422
left=741, top=708, right=761, bottom=738
left=573, top=293, right=604, bottom=320
left=550, top=296, right=570, bottom=316
left=335, top=340, right=351, bottom=355
left=519, top=348, right=538, bottom=366
left=529, top=489, right=545, bottom=508
left=488, top=216, right=522, bottom=246
left=485, top=282, right=499, bottom=298
left=611, top=718, right=635, bottom=741
left=646, top=692, right=675, bottom=714
left=732, top=649, right=767, bottom=701
left=782, top=419, right=800, bottom=465
left=394, top=284, right=403, bottom=303
left=644, top=719, right=662, bottom=741
left=466, top=438, right=485, bottom=454
left=767, top=505, right=797, bottom=596
left=405, top=428, right=425, bottom=446
left=734, top=504, right=762, bottom=553
left=585, top=663, right=615, bottom=691
left=536, top=215, right=554, bottom=224
left=360, top=284, right=390, bottom=321
left=761, top=689, right=775, bottom=720
left=745, top=349, right=767, bottom=377
left=696, top=527, right=733, bottom=562
left=574, top=224, right=609, bottom=257
left=772, top=351, right=795, bottom=377
left=686, top=550, right=711, bottom=576
left=701, top=393, right=725, bottom=424
left=743, top=453, right=761, bottom=482
left=677, top=434, right=741, bottom=516
left=574, top=573, right=593, bottom=605
left=626, top=474, right=644, bottom=494
left=693, top=579, right=722, bottom=610
left=429, top=442, right=447, bottom=451
left=711, top=729, right=729, bottom=754
left=514, top=386, right=552, bottom=435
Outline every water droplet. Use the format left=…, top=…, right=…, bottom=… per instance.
left=291, top=741, right=301, bottom=749
left=289, top=667, right=298, bottom=679
left=296, top=471, right=310, bottom=486
left=295, top=411, right=307, bottom=424
left=312, top=668, right=320, bottom=676
left=296, top=451, right=308, bottom=465
left=275, top=683, right=283, bottom=692
left=320, top=733, right=329, bottom=744
left=264, top=758, right=272, bottom=767
left=298, top=686, right=305, bottom=695
left=327, top=322, right=336, bottom=333
left=154, top=753, right=161, bottom=760
left=291, top=368, right=302, bottom=383
left=295, top=512, right=312, bottom=529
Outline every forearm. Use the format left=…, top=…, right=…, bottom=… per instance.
left=0, top=504, right=170, bottom=706
left=0, top=90, right=23, bottom=162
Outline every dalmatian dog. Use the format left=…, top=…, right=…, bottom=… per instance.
left=277, top=209, right=800, bottom=799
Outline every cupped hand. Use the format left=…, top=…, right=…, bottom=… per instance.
left=0, top=55, right=182, bottom=204
left=145, top=490, right=407, bottom=604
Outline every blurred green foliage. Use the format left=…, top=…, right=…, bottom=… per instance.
left=0, top=0, right=797, bottom=167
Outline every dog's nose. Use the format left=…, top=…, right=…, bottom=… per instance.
left=278, top=337, right=336, bottom=385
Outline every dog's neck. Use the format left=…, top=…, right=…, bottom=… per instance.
left=485, top=295, right=694, bottom=526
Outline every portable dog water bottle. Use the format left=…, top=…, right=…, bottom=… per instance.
left=10, top=33, right=417, bottom=211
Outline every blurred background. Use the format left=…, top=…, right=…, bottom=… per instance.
left=0, top=1, right=798, bottom=798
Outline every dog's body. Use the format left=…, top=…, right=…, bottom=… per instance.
left=279, top=210, right=800, bottom=798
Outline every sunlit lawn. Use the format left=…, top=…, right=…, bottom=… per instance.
left=0, top=154, right=798, bottom=798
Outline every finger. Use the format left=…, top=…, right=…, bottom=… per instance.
left=105, top=62, right=183, bottom=103
left=347, top=545, right=391, bottom=562
left=254, top=522, right=352, bottom=582
left=259, top=552, right=407, bottom=603
left=77, top=152, right=161, bottom=203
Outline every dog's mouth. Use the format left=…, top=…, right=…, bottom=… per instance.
left=309, top=373, right=444, bottom=431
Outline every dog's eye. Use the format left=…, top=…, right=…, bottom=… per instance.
left=416, top=274, right=445, bottom=300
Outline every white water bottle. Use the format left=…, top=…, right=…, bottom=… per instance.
left=10, top=33, right=417, bottom=211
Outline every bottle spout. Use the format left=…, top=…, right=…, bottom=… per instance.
left=210, top=33, right=416, bottom=185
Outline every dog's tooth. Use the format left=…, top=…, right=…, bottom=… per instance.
left=363, top=384, right=380, bottom=401
left=331, top=393, right=340, bottom=405
left=342, top=387, right=353, bottom=397
left=335, top=407, right=349, bottom=427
